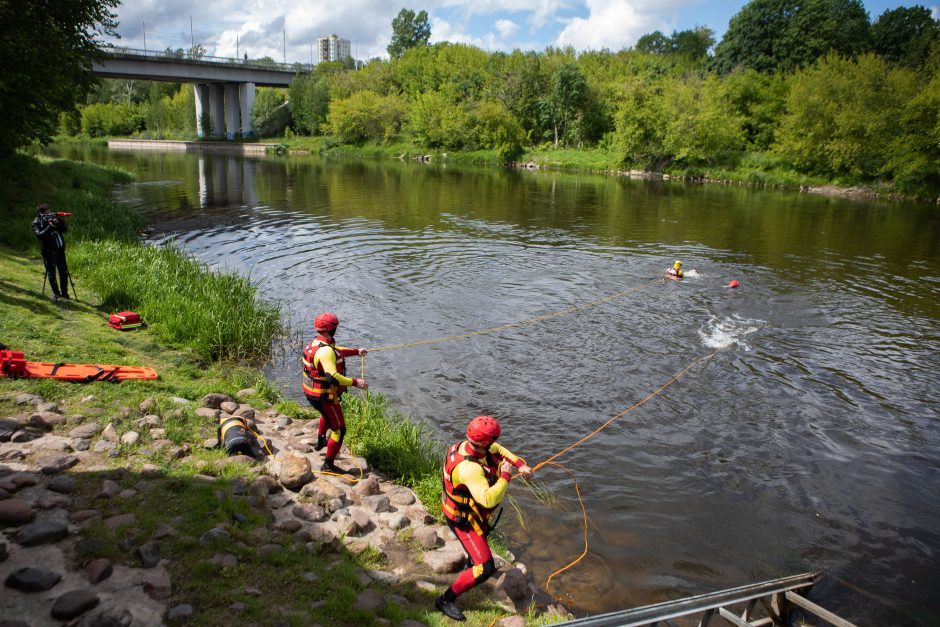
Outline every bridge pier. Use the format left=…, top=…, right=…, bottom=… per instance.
left=194, top=82, right=255, bottom=140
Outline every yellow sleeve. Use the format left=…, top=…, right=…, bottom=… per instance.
left=490, top=443, right=525, bottom=468
left=314, top=346, right=355, bottom=387
left=453, top=460, right=508, bottom=509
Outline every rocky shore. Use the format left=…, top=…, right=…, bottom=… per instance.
left=0, top=390, right=570, bottom=626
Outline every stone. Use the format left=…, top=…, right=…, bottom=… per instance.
left=209, top=553, right=238, bottom=569
left=299, top=479, right=345, bottom=506
left=84, top=407, right=105, bottom=417
left=497, top=617, right=527, bottom=627
left=170, top=397, right=189, bottom=405
left=5, top=567, right=61, bottom=591
left=257, top=543, right=282, bottom=558
left=100, top=423, right=119, bottom=443
left=140, top=414, right=162, bottom=427
left=73, top=538, right=108, bottom=559
left=196, top=407, right=220, bottom=419
left=279, top=456, right=313, bottom=491
left=120, top=431, right=140, bottom=446
left=235, top=388, right=256, bottom=398
left=140, top=463, right=161, bottom=478
left=11, top=429, right=43, bottom=443
left=251, top=475, right=279, bottom=495
left=15, top=393, right=43, bottom=406
left=378, top=513, right=409, bottom=530
left=152, top=523, right=177, bottom=539
left=103, top=512, right=136, bottom=531
left=118, top=489, right=137, bottom=499
left=276, top=519, right=302, bottom=533
left=9, top=473, right=38, bottom=488
left=495, top=567, right=529, bottom=601
left=422, top=550, right=466, bottom=574
left=51, top=589, right=100, bottom=619
left=92, top=439, right=115, bottom=454
left=15, top=520, right=69, bottom=546
left=367, top=570, right=400, bottom=585
left=87, top=558, right=113, bottom=583
left=137, top=542, right=160, bottom=567
left=37, top=495, right=71, bottom=509
left=200, top=528, right=231, bottom=546
left=389, top=490, right=416, bottom=506
left=0, top=499, right=35, bottom=525
left=219, top=401, right=239, bottom=414
left=167, top=604, right=194, bottom=621
left=0, top=418, right=19, bottom=442
left=69, top=422, right=102, bottom=439
left=201, top=393, right=234, bottom=409
left=47, top=474, right=77, bottom=494
left=413, top=527, right=442, bottom=549
left=142, top=571, right=172, bottom=599
left=97, top=479, right=120, bottom=498
left=70, top=509, right=100, bottom=524
left=355, top=477, right=381, bottom=496
left=230, top=602, right=247, bottom=613
left=362, top=495, right=390, bottom=513
left=35, top=453, right=76, bottom=477
left=292, top=504, right=326, bottom=522
left=354, top=589, right=387, bottom=612
left=36, top=402, right=59, bottom=413
left=72, top=438, right=91, bottom=451
left=29, top=411, right=66, bottom=429
left=139, top=397, right=157, bottom=413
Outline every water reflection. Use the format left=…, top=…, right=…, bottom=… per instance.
left=44, top=145, right=940, bottom=625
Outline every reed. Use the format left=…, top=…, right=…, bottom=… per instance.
left=71, top=241, right=280, bottom=362
left=343, top=392, right=444, bottom=514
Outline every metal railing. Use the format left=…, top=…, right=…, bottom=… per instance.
left=103, top=46, right=312, bottom=74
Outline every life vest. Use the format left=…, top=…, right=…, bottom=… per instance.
left=218, top=415, right=268, bottom=457
left=441, top=441, right=503, bottom=536
left=301, top=338, right=346, bottom=402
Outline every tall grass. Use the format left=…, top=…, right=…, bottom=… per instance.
left=72, top=241, right=280, bottom=362
left=343, top=393, right=444, bottom=514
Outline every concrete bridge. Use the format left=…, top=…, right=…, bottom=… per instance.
left=93, top=48, right=310, bottom=139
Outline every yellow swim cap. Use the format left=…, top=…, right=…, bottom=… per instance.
left=674, top=260, right=682, bottom=268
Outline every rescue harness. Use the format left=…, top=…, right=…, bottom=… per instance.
left=441, top=441, right=503, bottom=537
left=302, top=339, right=347, bottom=402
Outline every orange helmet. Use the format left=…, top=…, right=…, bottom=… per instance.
left=314, top=312, right=339, bottom=332
left=466, top=415, right=501, bottom=445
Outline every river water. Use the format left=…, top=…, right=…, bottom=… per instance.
left=49, top=145, right=939, bottom=624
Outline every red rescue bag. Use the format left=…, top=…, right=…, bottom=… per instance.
left=108, top=311, right=143, bottom=331
left=0, top=349, right=27, bottom=377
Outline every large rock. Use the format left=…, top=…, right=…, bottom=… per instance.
left=51, top=589, right=100, bottom=620
left=196, top=407, right=220, bottom=419
left=299, top=479, right=345, bottom=506
left=47, top=475, right=77, bottom=494
left=141, top=571, right=172, bottom=600
left=37, top=454, right=78, bottom=475
left=69, top=422, right=102, bottom=439
left=15, top=393, right=43, bottom=406
left=0, top=418, right=20, bottom=441
left=29, top=412, right=66, bottom=429
left=354, top=589, right=387, bottom=612
left=219, top=401, right=239, bottom=414
left=422, top=550, right=466, bottom=574
left=292, top=504, right=326, bottom=522
left=413, top=527, right=442, bottom=549
left=87, top=559, right=113, bottom=583
left=100, top=423, right=119, bottom=443
left=0, top=499, right=36, bottom=525
left=14, top=520, right=69, bottom=546
left=361, top=495, right=390, bottom=514
left=495, top=567, right=529, bottom=601
left=5, top=567, right=62, bottom=591
left=278, top=456, right=313, bottom=491
left=202, top=393, right=234, bottom=409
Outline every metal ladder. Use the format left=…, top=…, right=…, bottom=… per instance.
left=557, top=571, right=858, bottom=627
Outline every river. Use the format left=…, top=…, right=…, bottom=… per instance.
left=48, top=144, right=939, bottom=624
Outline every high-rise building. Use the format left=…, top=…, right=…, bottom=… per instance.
left=316, top=34, right=351, bottom=63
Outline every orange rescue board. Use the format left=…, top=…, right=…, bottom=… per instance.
left=0, top=350, right=157, bottom=382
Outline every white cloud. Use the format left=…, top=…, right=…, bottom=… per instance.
left=495, top=18, right=520, bottom=38
left=555, top=0, right=672, bottom=51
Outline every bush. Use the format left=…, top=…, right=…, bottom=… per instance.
left=407, top=91, right=468, bottom=149
left=80, top=102, right=143, bottom=137
left=327, top=91, right=406, bottom=144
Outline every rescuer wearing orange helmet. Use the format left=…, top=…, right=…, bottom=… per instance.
left=301, top=312, right=369, bottom=472
left=437, top=415, right=532, bottom=621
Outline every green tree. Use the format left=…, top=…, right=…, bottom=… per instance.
left=774, top=53, right=917, bottom=178
left=670, top=26, right=715, bottom=59
left=327, top=90, right=405, bottom=143
left=252, top=88, right=287, bottom=136
left=0, top=0, right=118, bottom=154
left=289, top=75, right=330, bottom=135
left=636, top=31, right=671, bottom=55
left=721, top=69, right=788, bottom=149
left=542, top=63, right=588, bottom=147
left=468, top=100, right=526, bottom=160
left=407, top=91, right=469, bottom=148
left=387, top=8, right=431, bottom=59
left=711, top=0, right=871, bottom=74
left=886, top=74, right=940, bottom=195
left=871, top=6, right=939, bottom=67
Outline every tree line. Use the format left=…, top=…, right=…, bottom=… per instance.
left=3, top=1, right=940, bottom=197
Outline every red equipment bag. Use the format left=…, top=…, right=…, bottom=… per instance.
left=0, top=349, right=27, bottom=377
left=108, top=311, right=143, bottom=331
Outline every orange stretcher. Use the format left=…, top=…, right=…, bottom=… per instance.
left=0, top=349, right=158, bottom=383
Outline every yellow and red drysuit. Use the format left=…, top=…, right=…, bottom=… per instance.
left=440, top=440, right=527, bottom=599
left=302, top=334, right=363, bottom=464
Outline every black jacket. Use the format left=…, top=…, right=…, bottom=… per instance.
left=31, top=214, right=67, bottom=252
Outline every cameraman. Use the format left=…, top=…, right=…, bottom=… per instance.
left=31, top=203, right=71, bottom=301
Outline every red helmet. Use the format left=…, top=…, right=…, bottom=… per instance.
left=466, top=415, right=501, bottom=445
left=314, top=312, right=339, bottom=332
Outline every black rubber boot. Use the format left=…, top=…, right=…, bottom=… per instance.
left=435, top=595, right=466, bottom=621
left=320, top=459, right=339, bottom=472
left=314, top=434, right=327, bottom=451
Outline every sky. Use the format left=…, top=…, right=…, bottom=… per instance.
left=105, top=0, right=939, bottom=64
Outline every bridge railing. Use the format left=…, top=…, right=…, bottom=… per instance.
left=103, top=46, right=312, bottom=74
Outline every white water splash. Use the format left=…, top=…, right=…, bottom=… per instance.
left=698, top=314, right=761, bottom=351
left=684, top=269, right=700, bottom=278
